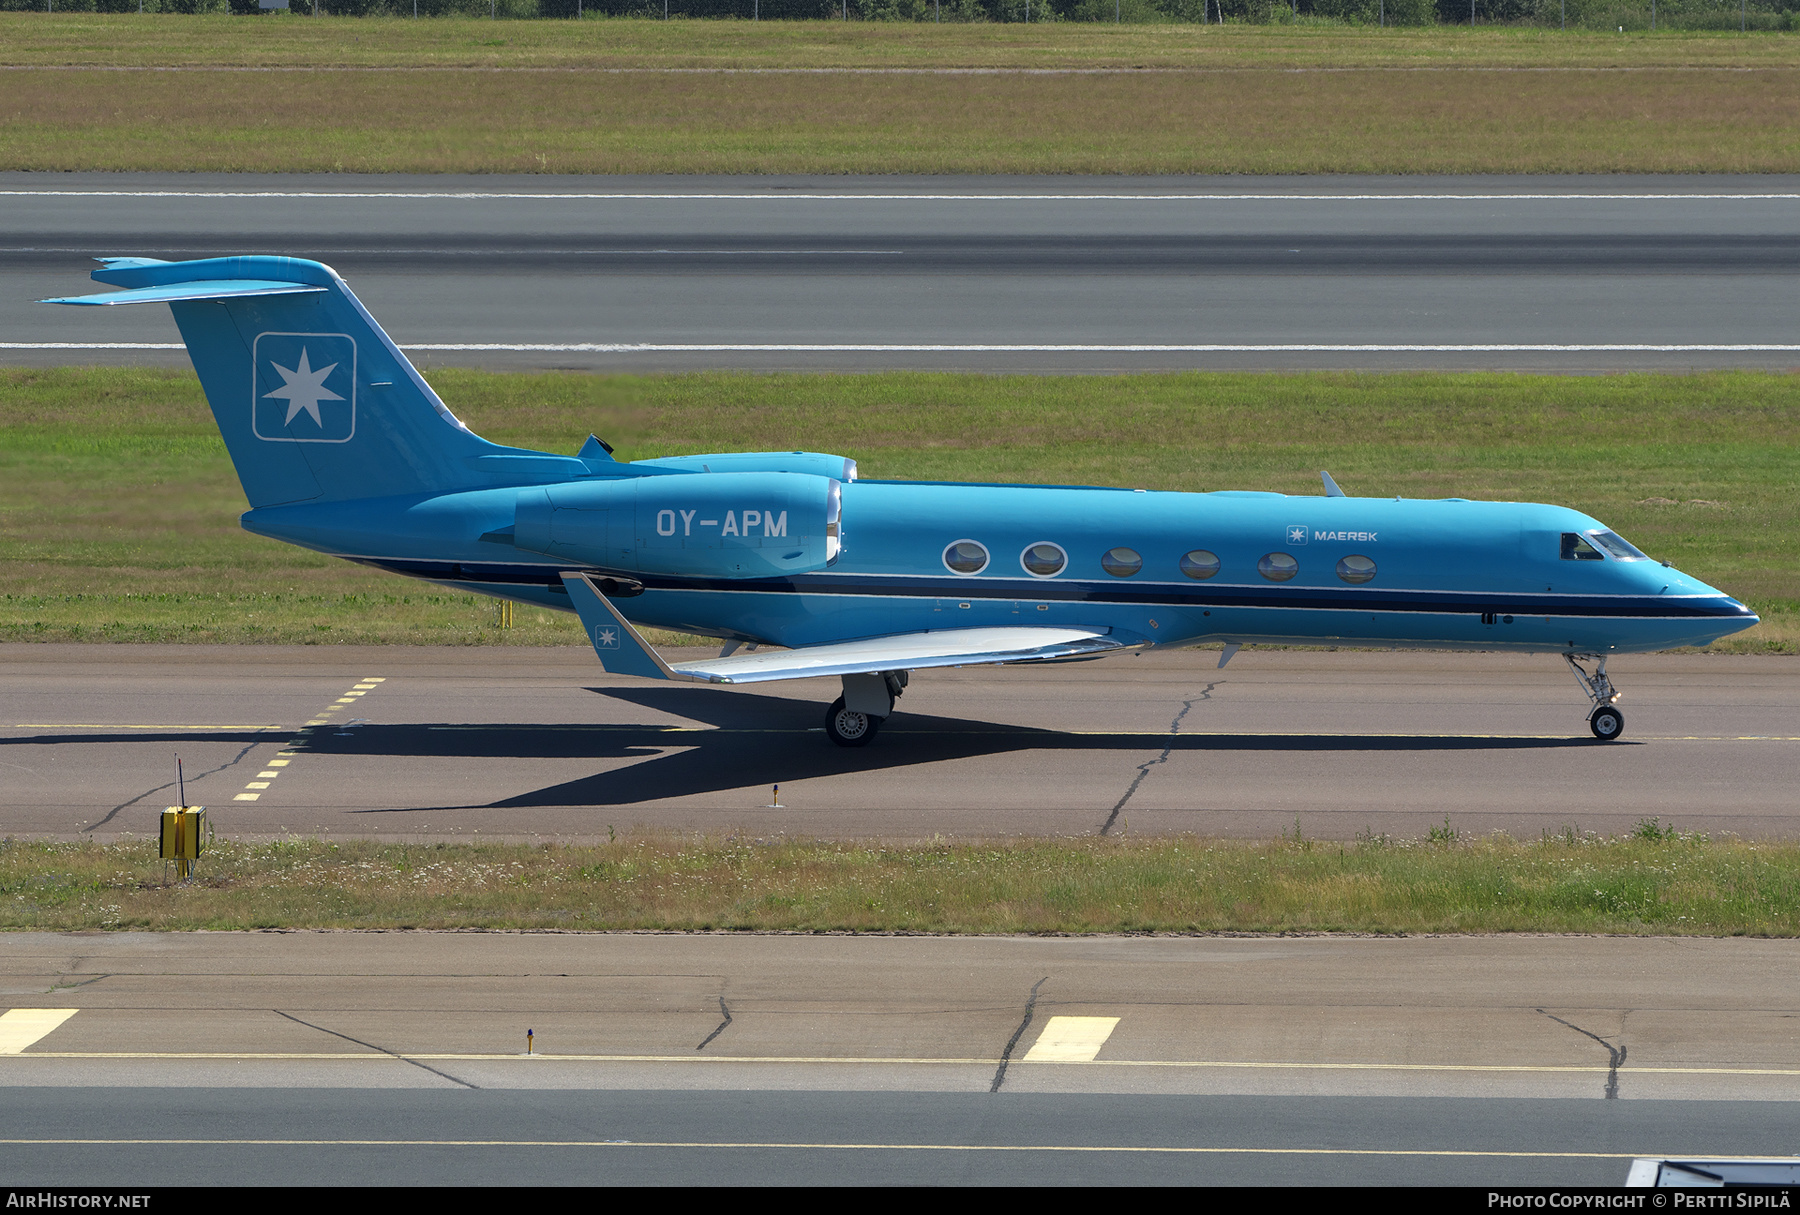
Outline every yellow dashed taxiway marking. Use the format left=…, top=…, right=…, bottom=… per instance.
left=0, top=1009, right=79, bottom=1054
left=1023, top=1017, right=1120, bottom=1063
left=228, top=677, right=385, bottom=803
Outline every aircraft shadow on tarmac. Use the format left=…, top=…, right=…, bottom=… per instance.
left=289, top=684, right=1611, bottom=813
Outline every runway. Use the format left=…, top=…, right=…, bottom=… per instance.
left=4, top=932, right=1799, bottom=1185
left=4, top=173, right=1799, bottom=373
left=5, top=644, right=1797, bottom=842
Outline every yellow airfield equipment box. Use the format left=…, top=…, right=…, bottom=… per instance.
left=160, top=807, right=209, bottom=873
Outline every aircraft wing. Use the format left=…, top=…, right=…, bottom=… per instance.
left=562, top=572, right=1133, bottom=684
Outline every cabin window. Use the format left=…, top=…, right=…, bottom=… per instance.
left=943, top=540, right=989, bottom=575
left=1258, top=552, right=1299, bottom=582
left=1589, top=530, right=1650, bottom=562
left=1101, top=547, right=1142, bottom=577
left=1336, top=554, right=1377, bottom=585
left=1560, top=533, right=1604, bottom=561
left=1020, top=542, right=1067, bottom=578
left=1179, top=550, right=1220, bottom=580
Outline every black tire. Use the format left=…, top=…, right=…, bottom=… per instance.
left=824, top=696, right=881, bottom=748
left=1589, top=705, right=1625, bottom=742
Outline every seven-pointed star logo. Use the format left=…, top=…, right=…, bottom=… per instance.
left=596, top=626, right=619, bottom=649
left=1286, top=524, right=1309, bottom=545
left=263, top=347, right=344, bottom=429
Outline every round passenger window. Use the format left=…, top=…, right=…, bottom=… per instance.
left=1180, top=550, right=1220, bottom=580
left=1020, top=542, right=1067, bottom=578
left=1258, top=552, right=1299, bottom=582
left=1337, top=554, right=1377, bottom=585
left=1101, top=547, right=1142, bottom=577
left=943, top=540, right=989, bottom=575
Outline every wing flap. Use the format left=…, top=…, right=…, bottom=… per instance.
left=672, top=626, right=1126, bottom=684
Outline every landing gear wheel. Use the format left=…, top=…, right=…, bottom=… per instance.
left=824, top=696, right=882, bottom=748
left=1589, top=705, right=1625, bottom=742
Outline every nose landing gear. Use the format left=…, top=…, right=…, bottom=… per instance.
left=1564, top=653, right=1624, bottom=742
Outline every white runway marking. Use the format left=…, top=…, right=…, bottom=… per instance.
left=0, top=1009, right=79, bottom=1054
left=8, top=343, right=1800, bottom=354
left=1022, top=1017, right=1121, bottom=1063
left=1, top=190, right=1796, bottom=202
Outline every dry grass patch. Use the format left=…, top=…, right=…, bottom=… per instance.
left=3, top=63, right=1797, bottom=172
left=4, top=828, right=1797, bottom=934
left=6, top=16, right=1800, bottom=71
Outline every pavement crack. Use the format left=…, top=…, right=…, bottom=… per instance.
left=1100, top=687, right=1210, bottom=836
left=47, top=974, right=107, bottom=993
left=273, top=1009, right=479, bottom=1090
left=989, top=976, right=1048, bottom=1094
left=696, top=996, right=733, bottom=1051
left=85, top=735, right=274, bottom=833
left=1538, top=1008, right=1627, bottom=1099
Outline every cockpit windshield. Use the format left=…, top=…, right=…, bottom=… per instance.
left=1588, top=530, right=1650, bottom=561
left=1560, top=533, right=1603, bottom=561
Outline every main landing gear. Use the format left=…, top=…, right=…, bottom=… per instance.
left=1564, top=653, right=1625, bottom=742
left=824, top=671, right=908, bottom=747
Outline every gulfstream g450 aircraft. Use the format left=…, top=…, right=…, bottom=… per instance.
left=49, top=256, right=1759, bottom=746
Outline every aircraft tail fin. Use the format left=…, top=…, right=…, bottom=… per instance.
left=45, top=256, right=509, bottom=508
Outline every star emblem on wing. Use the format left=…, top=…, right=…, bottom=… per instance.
left=263, top=347, right=344, bottom=429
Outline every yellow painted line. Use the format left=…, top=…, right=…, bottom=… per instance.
left=10, top=1051, right=1800, bottom=1077
left=1023, top=1016, right=1120, bottom=1063
left=243, top=782, right=270, bottom=790
left=0, top=1138, right=1670, bottom=1159
left=0, top=1009, right=78, bottom=1053
left=233, top=794, right=260, bottom=802
left=361, top=678, right=385, bottom=682
left=256, top=771, right=280, bottom=778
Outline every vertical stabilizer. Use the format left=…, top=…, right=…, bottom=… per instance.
left=46, top=256, right=509, bottom=508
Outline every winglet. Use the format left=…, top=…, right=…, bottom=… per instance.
left=1321, top=470, right=1347, bottom=497
left=561, top=572, right=705, bottom=683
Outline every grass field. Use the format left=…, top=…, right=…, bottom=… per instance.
left=2, top=366, right=1795, bottom=649
left=4, top=826, right=1796, bottom=934
left=6, top=16, right=1799, bottom=70
left=1, top=17, right=1795, bottom=172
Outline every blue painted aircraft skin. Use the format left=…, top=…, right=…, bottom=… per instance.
left=47, top=255, right=1759, bottom=745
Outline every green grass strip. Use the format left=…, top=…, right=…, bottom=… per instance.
left=6, top=827, right=1797, bottom=934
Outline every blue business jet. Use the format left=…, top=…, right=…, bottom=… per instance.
left=48, top=256, right=1759, bottom=746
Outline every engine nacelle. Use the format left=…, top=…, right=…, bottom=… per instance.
left=514, top=471, right=842, bottom=579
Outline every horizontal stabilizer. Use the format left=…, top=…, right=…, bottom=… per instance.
left=42, top=281, right=327, bottom=307
left=562, top=573, right=1131, bottom=685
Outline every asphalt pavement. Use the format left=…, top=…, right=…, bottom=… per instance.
left=4, top=932, right=1800, bottom=1185
left=4, top=644, right=1796, bottom=842
left=4, top=173, right=1799, bottom=372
